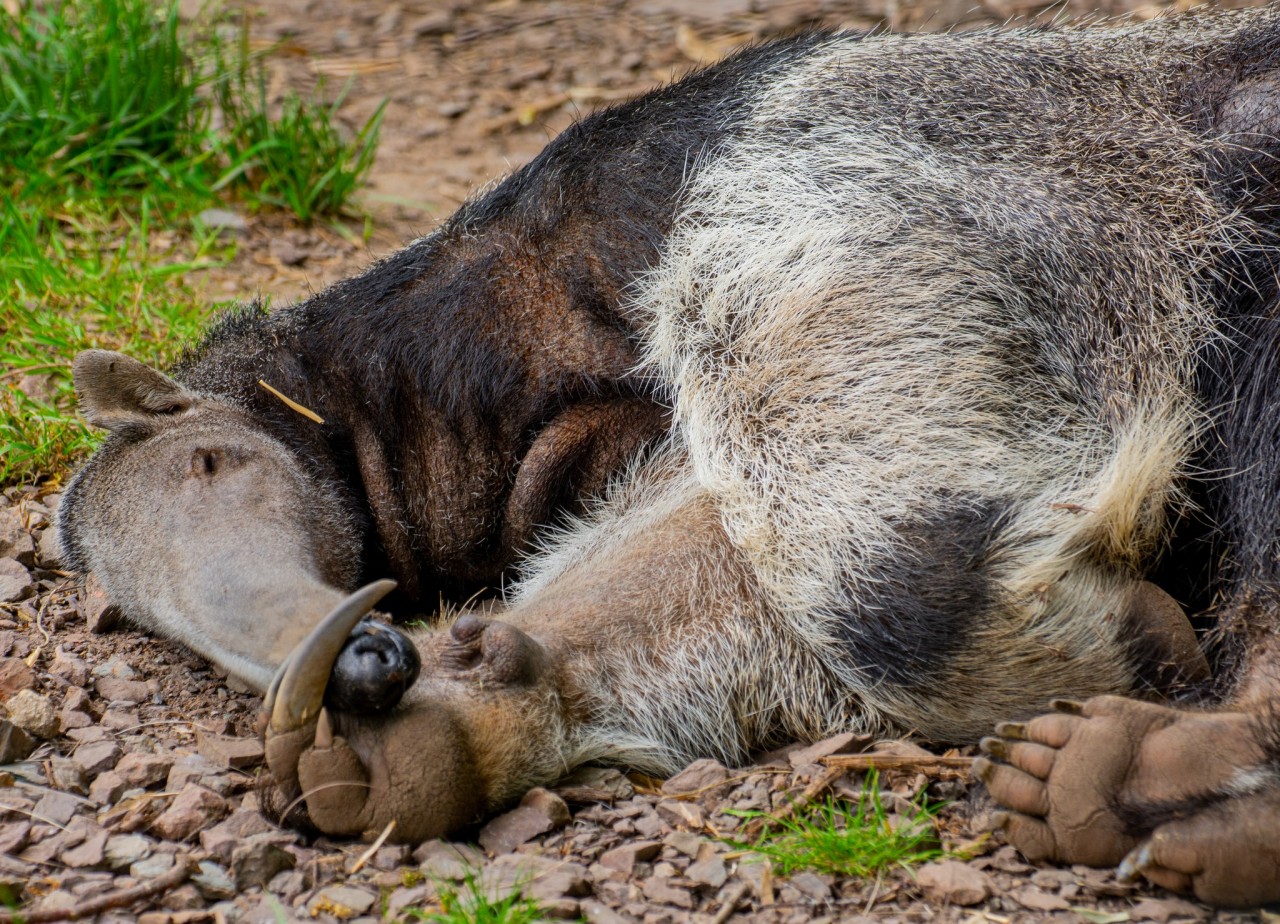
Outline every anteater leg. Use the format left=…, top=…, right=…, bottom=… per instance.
left=983, top=297, right=1280, bottom=905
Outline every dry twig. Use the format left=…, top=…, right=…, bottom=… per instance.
left=744, top=763, right=846, bottom=838
left=821, top=754, right=976, bottom=771
left=349, top=818, right=397, bottom=873
left=0, top=854, right=194, bottom=922
left=711, top=881, right=752, bottom=924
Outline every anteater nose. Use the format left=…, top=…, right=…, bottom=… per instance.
left=325, top=619, right=421, bottom=714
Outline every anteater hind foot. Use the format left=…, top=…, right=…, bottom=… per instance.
left=977, top=696, right=1280, bottom=906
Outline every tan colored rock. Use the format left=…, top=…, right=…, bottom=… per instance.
left=5, top=689, right=58, bottom=739
left=662, top=758, right=729, bottom=796
left=195, top=728, right=264, bottom=769
left=151, top=784, right=229, bottom=841
left=599, top=840, right=661, bottom=874
left=0, top=658, right=35, bottom=703
left=116, top=752, right=174, bottom=788
left=915, top=860, right=994, bottom=906
left=0, top=558, right=33, bottom=603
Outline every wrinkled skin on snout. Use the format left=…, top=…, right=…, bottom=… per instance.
left=59, top=351, right=373, bottom=692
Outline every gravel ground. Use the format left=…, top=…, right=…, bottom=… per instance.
left=4, top=0, right=1277, bottom=920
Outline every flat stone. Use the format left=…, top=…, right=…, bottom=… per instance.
left=75, top=739, right=123, bottom=777
left=553, top=766, right=635, bottom=803
left=81, top=578, right=123, bottom=634
left=34, top=790, right=82, bottom=827
left=116, top=752, right=174, bottom=788
left=231, top=835, right=296, bottom=890
left=132, top=852, right=176, bottom=879
left=31, top=890, right=77, bottom=915
left=1130, top=897, right=1209, bottom=922
left=104, top=833, right=153, bottom=871
left=0, top=558, right=32, bottom=603
left=198, top=808, right=281, bottom=864
left=368, top=844, right=411, bottom=871
left=159, top=884, right=204, bottom=911
left=915, top=860, right=994, bottom=906
left=0, top=657, right=36, bottom=702
left=788, top=732, right=871, bottom=768
left=49, top=648, right=88, bottom=686
left=307, top=884, right=377, bottom=919
left=686, top=855, right=727, bottom=889
left=664, top=830, right=703, bottom=858
left=96, top=676, right=152, bottom=705
left=641, top=876, right=693, bottom=908
left=48, top=757, right=88, bottom=794
left=61, top=828, right=108, bottom=868
left=5, top=689, right=57, bottom=738
left=788, top=871, right=832, bottom=900
left=1011, top=886, right=1071, bottom=912
left=89, top=771, right=128, bottom=806
left=413, top=840, right=484, bottom=880
left=151, top=785, right=229, bottom=841
left=195, top=208, right=248, bottom=232
left=195, top=729, right=264, bottom=769
left=580, top=899, right=633, bottom=924
left=599, top=840, right=662, bottom=874
left=166, top=754, right=221, bottom=790
left=656, top=798, right=705, bottom=829
left=0, top=821, right=30, bottom=856
left=59, top=709, right=93, bottom=732
left=479, top=787, right=571, bottom=854
left=37, top=527, right=62, bottom=567
left=662, top=758, right=729, bottom=796
left=191, top=860, right=235, bottom=901
left=101, top=707, right=139, bottom=731
left=0, top=510, right=30, bottom=560
left=66, top=721, right=109, bottom=743
left=384, top=885, right=432, bottom=917
left=0, top=718, right=35, bottom=762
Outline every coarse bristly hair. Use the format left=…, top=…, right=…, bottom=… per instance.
left=507, top=12, right=1280, bottom=767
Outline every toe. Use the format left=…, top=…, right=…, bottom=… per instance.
left=297, top=733, right=373, bottom=837
left=1119, top=840, right=1193, bottom=895
left=974, top=755, right=1050, bottom=816
left=1135, top=796, right=1280, bottom=908
left=1024, top=711, right=1080, bottom=748
left=1005, top=739, right=1057, bottom=779
left=997, top=809, right=1060, bottom=862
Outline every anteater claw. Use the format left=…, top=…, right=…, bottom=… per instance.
left=978, top=736, right=1009, bottom=759
left=315, top=707, right=334, bottom=749
left=994, top=721, right=1028, bottom=740
left=264, top=579, right=397, bottom=736
left=1117, top=841, right=1153, bottom=882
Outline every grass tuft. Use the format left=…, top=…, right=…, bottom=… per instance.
left=728, top=771, right=949, bottom=878
left=213, top=32, right=387, bottom=224
left=400, top=871, right=548, bottom=924
left=0, top=0, right=208, bottom=205
left=0, top=0, right=385, bottom=486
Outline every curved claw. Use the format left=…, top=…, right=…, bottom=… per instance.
left=1049, top=698, right=1085, bottom=715
left=979, top=736, right=1009, bottom=759
left=263, top=579, right=398, bottom=736
left=1117, top=840, right=1153, bottom=882
left=994, top=721, right=1028, bottom=740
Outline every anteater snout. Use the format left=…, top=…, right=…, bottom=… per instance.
left=325, top=619, right=421, bottom=715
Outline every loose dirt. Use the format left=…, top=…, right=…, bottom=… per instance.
left=2, top=0, right=1274, bottom=921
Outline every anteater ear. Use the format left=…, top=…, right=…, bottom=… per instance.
left=73, top=350, right=195, bottom=431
